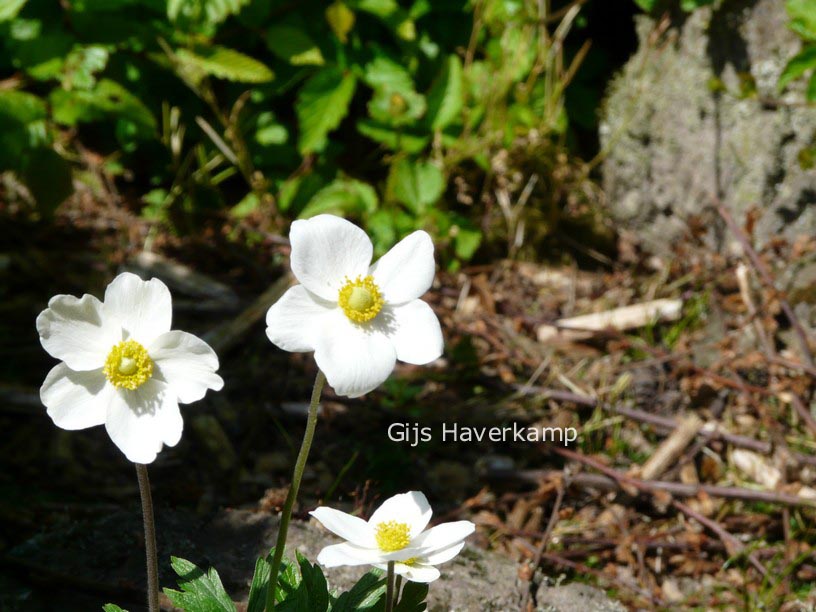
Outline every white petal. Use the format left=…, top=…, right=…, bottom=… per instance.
left=369, top=491, right=432, bottom=538
left=370, top=231, right=435, bottom=305
left=316, top=542, right=383, bottom=567
left=410, top=521, right=475, bottom=554
left=310, top=507, right=377, bottom=548
left=376, top=301, right=442, bottom=365
left=104, top=378, right=182, bottom=464
left=265, top=285, right=335, bottom=352
left=313, top=310, right=396, bottom=398
left=36, top=294, right=121, bottom=370
left=422, top=541, right=465, bottom=565
left=391, top=563, right=440, bottom=583
left=290, top=215, right=373, bottom=301
left=40, top=363, right=111, bottom=430
left=149, top=331, right=223, bottom=404
left=104, top=272, right=172, bottom=346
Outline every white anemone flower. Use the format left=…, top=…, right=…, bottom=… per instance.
left=310, top=491, right=475, bottom=583
left=36, top=272, right=224, bottom=464
left=265, top=214, right=443, bottom=398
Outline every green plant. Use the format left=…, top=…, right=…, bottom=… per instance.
left=779, top=0, right=816, bottom=101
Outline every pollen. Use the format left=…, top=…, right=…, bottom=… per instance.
left=374, top=520, right=411, bottom=552
left=338, top=275, right=384, bottom=323
left=104, top=339, right=154, bottom=390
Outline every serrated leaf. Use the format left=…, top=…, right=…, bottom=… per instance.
left=266, top=25, right=325, bottom=66
left=176, top=46, right=274, bottom=83
left=331, top=570, right=386, bottom=611
left=357, top=119, right=428, bottom=153
left=50, top=78, right=156, bottom=133
left=326, top=1, right=355, bottom=43
left=299, top=177, right=378, bottom=218
left=296, top=66, right=357, bottom=154
left=0, top=0, right=28, bottom=21
left=246, top=551, right=271, bottom=612
left=425, top=54, right=462, bottom=131
left=274, top=556, right=302, bottom=604
left=779, top=45, right=816, bottom=90
left=388, top=157, right=444, bottom=214
left=163, top=556, right=237, bottom=612
left=394, top=580, right=428, bottom=611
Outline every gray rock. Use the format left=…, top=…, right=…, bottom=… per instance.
left=601, top=0, right=816, bottom=254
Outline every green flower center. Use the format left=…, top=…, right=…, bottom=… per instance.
left=104, top=339, right=153, bottom=390
left=338, top=275, right=384, bottom=323
left=374, top=520, right=411, bottom=552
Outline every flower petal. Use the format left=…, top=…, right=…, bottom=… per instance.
left=36, top=293, right=121, bottom=370
left=150, top=331, right=224, bottom=404
left=422, top=541, right=466, bottom=565
left=375, top=562, right=440, bottom=583
left=104, top=378, right=182, bottom=464
left=40, top=363, right=111, bottom=430
left=313, top=310, right=396, bottom=398
left=266, top=285, right=335, bottom=352
left=377, top=301, right=443, bottom=365
left=104, top=272, right=172, bottom=346
left=290, top=215, right=373, bottom=301
left=369, top=491, right=432, bottom=538
left=410, top=520, right=475, bottom=554
left=316, top=542, right=383, bottom=567
left=370, top=231, right=435, bottom=305
left=310, top=507, right=377, bottom=548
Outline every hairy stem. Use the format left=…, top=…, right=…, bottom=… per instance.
left=135, top=463, right=159, bottom=612
left=385, top=561, right=396, bottom=612
left=266, top=369, right=326, bottom=610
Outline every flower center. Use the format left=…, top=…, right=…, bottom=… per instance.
left=104, top=339, right=154, bottom=390
left=338, top=275, right=384, bottom=323
left=374, top=520, right=411, bottom=552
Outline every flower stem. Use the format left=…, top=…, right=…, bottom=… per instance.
left=385, top=561, right=396, bottom=612
left=135, top=463, right=159, bottom=612
left=266, top=369, right=326, bottom=610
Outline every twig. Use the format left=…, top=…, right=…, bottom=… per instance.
left=715, top=201, right=814, bottom=368
left=788, top=394, right=816, bottom=438
left=638, top=414, right=703, bottom=480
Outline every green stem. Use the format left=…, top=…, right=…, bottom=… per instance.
left=266, top=370, right=326, bottom=610
left=135, top=463, right=159, bottom=612
left=385, top=561, right=396, bottom=612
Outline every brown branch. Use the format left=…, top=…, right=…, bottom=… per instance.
left=715, top=201, right=814, bottom=368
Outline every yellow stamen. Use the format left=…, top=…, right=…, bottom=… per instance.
left=104, top=339, right=153, bottom=390
left=401, top=557, right=417, bottom=566
left=338, top=275, right=384, bottom=323
left=375, top=520, right=411, bottom=552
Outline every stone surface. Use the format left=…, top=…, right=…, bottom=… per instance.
left=601, top=0, right=816, bottom=254
left=6, top=507, right=623, bottom=611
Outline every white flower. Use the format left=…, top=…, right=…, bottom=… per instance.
left=36, top=272, right=224, bottom=464
left=310, top=491, right=475, bottom=583
left=265, top=215, right=443, bottom=398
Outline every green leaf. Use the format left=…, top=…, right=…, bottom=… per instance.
left=50, top=79, right=156, bottom=134
left=266, top=25, right=325, bottom=66
left=331, top=570, right=386, bottom=611
left=632, top=0, right=657, bottom=10
left=357, top=120, right=429, bottom=153
left=176, top=46, right=274, bottom=83
left=808, top=70, right=816, bottom=101
left=246, top=551, right=271, bottom=612
left=0, top=0, right=28, bottom=21
left=368, top=87, right=426, bottom=127
left=276, top=553, right=330, bottom=612
left=325, top=1, right=355, bottom=43
left=168, top=0, right=250, bottom=26
left=296, top=66, right=357, bottom=154
left=779, top=45, right=816, bottom=90
left=387, top=157, right=444, bottom=214
left=425, top=54, right=463, bottom=131
left=102, top=605, right=128, bottom=612
left=349, top=0, right=399, bottom=19
left=22, top=148, right=74, bottom=218
left=299, top=177, right=378, bottom=218
left=163, top=556, right=237, bottom=612
left=788, top=0, right=816, bottom=41
left=454, top=225, right=482, bottom=260
left=394, top=580, right=428, bottom=611
left=362, top=57, right=413, bottom=91
left=0, top=89, right=46, bottom=124
left=274, top=556, right=301, bottom=605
